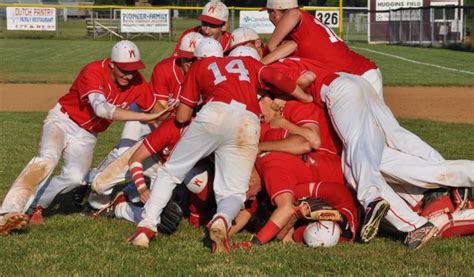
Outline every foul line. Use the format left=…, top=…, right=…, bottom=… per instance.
left=352, top=47, right=474, bottom=76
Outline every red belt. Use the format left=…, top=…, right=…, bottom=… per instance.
left=59, top=106, right=94, bottom=134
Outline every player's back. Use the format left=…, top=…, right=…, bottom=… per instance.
left=291, top=10, right=376, bottom=74
left=190, top=56, right=264, bottom=115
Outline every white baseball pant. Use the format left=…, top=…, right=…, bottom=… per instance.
left=321, top=74, right=432, bottom=232
left=138, top=101, right=260, bottom=232
left=381, top=147, right=474, bottom=190
left=0, top=104, right=97, bottom=215
left=361, top=68, right=384, bottom=100
left=87, top=103, right=153, bottom=184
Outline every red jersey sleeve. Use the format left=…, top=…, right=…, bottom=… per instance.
left=131, top=76, right=156, bottom=112
left=142, top=117, right=176, bottom=155
left=179, top=61, right=201, bottom=107
left=259, top=66, right=297, bottom=95
left=76, top=62, right=108, bottom=100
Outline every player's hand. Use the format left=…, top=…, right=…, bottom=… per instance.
left=137, top=185, right=150, bottom=203
left=300, top=128, right=320, bottom=150
left=269, top=115, right=287, bottom=128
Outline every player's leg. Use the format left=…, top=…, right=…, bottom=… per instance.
left=368, top=87, right=444, bottom=162
left=33, top=123, right=97, bottom=211
left=361, top=68, right=384, bottom=100
left=209, top=106, right=260, bottom=253
left=431, top=209, right=474, bottom=238
left=130, top=103, right=227, bottom=247
left=323, top=74, right=388, bottom=208
left=381, top=147, right=474, bottom=189
left=0, top=106, right=67, bottom=217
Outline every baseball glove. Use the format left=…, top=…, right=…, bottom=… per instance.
left=276, top=198, right=342, bottom=240
left=157, top=200, right=183, bottom=235
left=295, top=198, right=343, bottom=222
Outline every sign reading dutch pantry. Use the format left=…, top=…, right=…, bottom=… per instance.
left=6, top=7, right=56, bottom=31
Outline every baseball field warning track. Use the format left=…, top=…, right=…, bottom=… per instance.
left=0, top=84, right=473, bottom=124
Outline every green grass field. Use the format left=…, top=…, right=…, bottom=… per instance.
left=0, top=113, right=473, bottom=275
left=1, top=38, right=474, bottom=85
left=0, top=28, right=473, bottom=275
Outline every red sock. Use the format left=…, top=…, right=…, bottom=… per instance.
left=256, top=220, right=280, bottom=244
left=292, top=225, right=307, bottom=244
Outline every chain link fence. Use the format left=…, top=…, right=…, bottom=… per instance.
left=1, top=4, right=472, bottom=50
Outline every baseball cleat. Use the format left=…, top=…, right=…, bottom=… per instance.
left=208, top=216, right=231, bottom=254
left=360, top=198, right=390, bottom=243
left=0, top=213, right=30, bottom=236
left=127, top=226, right=156, bottom=248
left=29, top=206, right=44, bottom=225
left=404, top=221, right=438, bottom=250
left=93, top=192, right=126, bottom=218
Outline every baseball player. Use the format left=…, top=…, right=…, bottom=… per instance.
left=233, top=94, right=359, bottom=248
left=173, top=1, right=231, bottom=55
left=127, top=38, right=313, bottom=252
left=82, top=32, right=205, bottom=214
left=261, top=0, right=383, bottom=99
left=0, top=41, right=165, bottom=235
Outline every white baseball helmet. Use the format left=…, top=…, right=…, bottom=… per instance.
left=303, top=221, right=341, bottom=247
left=198, top=1, right=229, bottom=25
left=182, top=163, right=211, bottom=194
left=266, top=0, right=298, bottom=10
left=177, top=32, right=205, bottom=59
left=194, top=37, right=224, bottom=58
left=229, top=46, right=261, bottom=61
left=230, top=27, right=260, bottom=49
left=111, top=40, right=145, bottom=71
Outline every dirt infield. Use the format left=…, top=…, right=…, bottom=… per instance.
left=0, top=84, right=473, bottom=124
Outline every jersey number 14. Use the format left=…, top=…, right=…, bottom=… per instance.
left=208, top=60, right=250, bottom=85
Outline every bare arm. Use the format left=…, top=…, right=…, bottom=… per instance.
left=259, top=134, right=312, bottom=155
left=267, top=9, right=302, bottom=52
left=261, top=40, right=298, bottom=65
left=270, top=118, right=321, bottom=150
left=175, top=103, right=194, bottom=124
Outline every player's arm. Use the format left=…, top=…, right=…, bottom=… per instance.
left=127, top=143, right=153, bottom=203
left=259, top=134, right=312, bottom=155
left=260, top=68, right=313, bottom=103
left=87, top=93, right=168, bottom=122
left=270, top=118, right=321, bottom=150
left=175, top=103, right=194, bottom=125
left=261, top=40, right=297, bottom=65
left=267, top=9, right=301, bottom=52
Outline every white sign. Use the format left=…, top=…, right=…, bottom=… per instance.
left=314, top=11, right=339, bottom=28
left=7, top=7, right=56, bottom=31
left=239, top=11, right=275, bottom=34
left=121, top=9, right=170, bottom=33
left=375, top=0, right=423, bottom=21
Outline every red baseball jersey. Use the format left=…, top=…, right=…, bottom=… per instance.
left=58, top=59, right=155, bottom=133
left=142, top=116, right=187, bottom=163
left=289, top=9, right=377, bottom=75
left=149, top=57, right=185, bottom=111
left=269, top=57, right=339, bottom=107
left=180, top=57, right=267, bottom=116
left=172, top=26, right=232, bottom=56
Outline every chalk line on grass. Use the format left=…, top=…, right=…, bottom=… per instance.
left=352, top=47, right=474, bottom=76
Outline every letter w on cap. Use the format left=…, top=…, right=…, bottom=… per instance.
left=208, top=5, right=216, bottom=13
left=129, top=50, right=136, bottom=58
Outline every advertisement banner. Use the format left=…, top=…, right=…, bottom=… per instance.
left=7, top=7, right=56, bottom=31
left=121, top=9, right=170, bottom=33
left=239, top=11, right=275, bottom=34
left=375, top=0, right=423, bottom=21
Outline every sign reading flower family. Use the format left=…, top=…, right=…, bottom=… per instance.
left=7, top=7, right=56, bottom=31
left=120, top=9, right=170, bottom=33
left=239, top=11, right=275, bottom=34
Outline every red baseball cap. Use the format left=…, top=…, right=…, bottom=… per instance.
left=111, top=40, right=145, bottom=71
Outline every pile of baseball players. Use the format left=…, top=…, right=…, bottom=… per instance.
left=1, top=0, right=473, bottom=254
